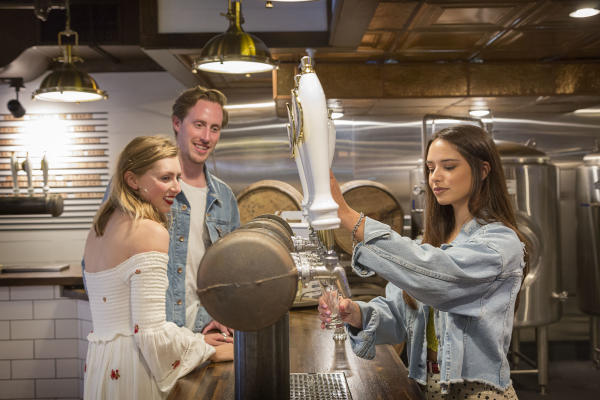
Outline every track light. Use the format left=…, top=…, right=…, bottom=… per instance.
left=7, top=99, right=25, bottom=119
left=3, top=78, right=26, bottom=119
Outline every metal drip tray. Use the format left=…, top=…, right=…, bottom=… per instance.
left=290, top=372, right=352, bottom=400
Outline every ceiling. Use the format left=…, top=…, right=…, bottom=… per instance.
left=1, top=0, right=600, bottom=116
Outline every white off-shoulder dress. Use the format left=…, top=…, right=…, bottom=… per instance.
left=83, top=251, right=215, bottom=399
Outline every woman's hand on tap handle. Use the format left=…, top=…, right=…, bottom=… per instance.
left=330, top=170, right=364, bottom=238
left=329, top=170, right=348, bottom=212
left=318, top=295, right=363, bottom=330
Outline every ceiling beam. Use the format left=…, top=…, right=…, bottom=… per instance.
left=142, top=48, right=210, bottom=88
left=274, top=62, right=600, bottom=116
left=329, top=0, right=380, bottom=48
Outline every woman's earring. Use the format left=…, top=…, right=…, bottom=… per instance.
left=142, top=188, right=148, bottom=193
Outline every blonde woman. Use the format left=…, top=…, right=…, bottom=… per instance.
left=83, top=136, right=232, bottom=399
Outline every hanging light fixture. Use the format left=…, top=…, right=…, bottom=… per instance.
left=33, top=0, right=107, bottom=102
left=193, top=0, right=276, bottom=74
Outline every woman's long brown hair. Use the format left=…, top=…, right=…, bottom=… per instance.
left=403, top=125, right=529, bottom=310
left=93, top=136, right=178, bottom=236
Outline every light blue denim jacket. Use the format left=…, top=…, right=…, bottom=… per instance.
left=348, top=217, right=525, bottom=392
left=84, top=166, right=240, bottom=333
left=165, top=166, right=240, bottom=332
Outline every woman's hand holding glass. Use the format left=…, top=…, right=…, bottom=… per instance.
left=318, top=295, right=362, bottom=330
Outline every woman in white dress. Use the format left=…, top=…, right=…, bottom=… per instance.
left=82, top=136, right=233, bottom=399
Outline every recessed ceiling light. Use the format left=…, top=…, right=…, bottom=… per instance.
left=569, top=8, right=600, bottom=18
left=469, top=109, right=490, bottom=117
left=330, top=112, right=344, bottom=119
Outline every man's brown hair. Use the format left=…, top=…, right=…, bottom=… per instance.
left=172, top=86, right=228, bottom=133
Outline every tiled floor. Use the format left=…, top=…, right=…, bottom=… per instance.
left=514, top=360, right=600, bottom=400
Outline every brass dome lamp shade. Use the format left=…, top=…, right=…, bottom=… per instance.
left=33, top=0, right=107, bottom=102
left=193, top=0, right=276, bottom=74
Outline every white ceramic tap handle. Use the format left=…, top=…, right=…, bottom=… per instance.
left=41, top=153, right=49, bottom=195
left=327, top=114, right=336, bottom=167
left=296, top=56, right=340, bottom=230
left=23, top=153, right=34, bottom=196
left=10, top=152, right=20, bottom=195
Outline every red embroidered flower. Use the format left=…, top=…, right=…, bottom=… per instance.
left=134, top=324, right=139, bottom=333
left=171, top=360, right=180, bottom=369
left=110, top=369, right=120, bottom=380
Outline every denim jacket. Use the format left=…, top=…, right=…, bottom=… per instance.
left=348, top=217, right=525, bottom=392
left=165, top=166, right=240, bottom=332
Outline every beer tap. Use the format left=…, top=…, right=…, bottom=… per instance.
left=10, top=152, right=19, bottom=195
left=22, top=153, right=34, bottom=196
left=1, top=152, right=63, bottom=217
left=41, top=153, right=50, bottom=195
left=289, top=56, right=340, bottom=230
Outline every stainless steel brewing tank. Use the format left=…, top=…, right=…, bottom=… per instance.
left=576, top=152, right=600, bottom=315
left=496, top=141, right=562, bottom=327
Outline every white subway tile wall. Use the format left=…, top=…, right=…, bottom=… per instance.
left=12, top=359, right=55, bottom=379
left=79, top=320, right=93, bottom=339
left=36, top=378, right=80, bottom=398
left=56, top=319, right=79, bottom=339
left=77, top=300, right=92, bottom=322
left=11, top=319, right=55, bottom=339
left=0, top=321, right=8, bottom=340
left=0, top=301, right=33, bottom=320
left=56, top=359, right=81, bottom=378
left=77, top=340, right=89, bottom=361
left=36, top=339, right=80, bottom=359
left=0, top=379, right=34, bottom=399
left=0, top=340, right=34, bottom=359
left=0, top=285, right=90, bottom=399
left=34, top=299, right=78, bottom=319
left=0, top=360, right=10, bottom=379
left=10, top=285, right=55, bottom=300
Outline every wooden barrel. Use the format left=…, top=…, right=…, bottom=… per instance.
left=334, top=180, right=404, bottom=255
left=236, top=180, right=303, bottom=224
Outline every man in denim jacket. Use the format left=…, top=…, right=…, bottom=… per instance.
left=166, top=87, right=239, bottom=346
left=86, top=87, right=239, bottom=347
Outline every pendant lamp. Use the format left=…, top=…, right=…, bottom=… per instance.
left=193, top=0, right=276, bottom=74
left=33, top=0, right=107, bottom=102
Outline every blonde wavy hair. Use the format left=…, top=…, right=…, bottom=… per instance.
left=93, top=136, right=178, bottom=236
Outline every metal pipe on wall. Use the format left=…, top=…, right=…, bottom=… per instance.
left=0, top=195, right=63, bottom=217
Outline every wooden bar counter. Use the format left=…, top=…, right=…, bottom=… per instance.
left=169, top=308, right=424, bottom=400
